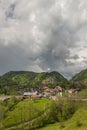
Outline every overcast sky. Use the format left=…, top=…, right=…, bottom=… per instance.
left=0, top=0, right=87, bottom=78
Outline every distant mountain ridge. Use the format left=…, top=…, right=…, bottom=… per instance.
left=71, top=68, right=87, bottom=88
left=0, top=71, right=68, bottom=89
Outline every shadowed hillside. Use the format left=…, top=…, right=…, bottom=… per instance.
left=71, top=68, right=87, bottom=88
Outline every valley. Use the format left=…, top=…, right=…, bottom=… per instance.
left=0, top=69, right=87, bottom=130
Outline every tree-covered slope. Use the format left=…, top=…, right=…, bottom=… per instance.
left=0, top=71, right=37, bottom=87
left=39, top=106, right=87, bottom=130
left=71, top=68, right=87, bottom=87
left=33, top=71, right=67, bottom=87
left=0, top=71, right=68, bottom=89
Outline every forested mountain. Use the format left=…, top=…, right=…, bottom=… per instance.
left=71, top=68, right=87, bottom=88
left=0, top=71, right=68, bottom=94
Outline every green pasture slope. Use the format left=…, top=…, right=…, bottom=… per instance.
left=0, top=96, right=87, bottom=130
left=0, top=98, right=52, bottom=129
left=39, top=105, right=87, bottom=130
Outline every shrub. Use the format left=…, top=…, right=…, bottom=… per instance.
left=46, top=97, right=78, bottom=123
left=76, top=120, right=83, bottom=127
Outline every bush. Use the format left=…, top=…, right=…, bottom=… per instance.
left=46, top=97, right=78, bottom=123
left=76, top=120, right=83, bottom=127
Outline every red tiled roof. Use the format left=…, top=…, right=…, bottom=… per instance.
left=68, top=88, right=76, bottom=93
left=55, top=86, right=62, bottom=91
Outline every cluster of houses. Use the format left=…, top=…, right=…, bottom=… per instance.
left=23, top=86, right=80, bottom=100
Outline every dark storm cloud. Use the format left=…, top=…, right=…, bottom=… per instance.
left=0, top=0, right=87, bottom=77
left=0, top=43, right=28, bottom=74
left=6, top=3, right=16, bottom=18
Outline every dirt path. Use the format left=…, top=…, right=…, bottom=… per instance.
left=0, top=96, right=22, bottom=101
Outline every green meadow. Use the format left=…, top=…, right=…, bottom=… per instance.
left=39, top=105, right=87, bottom=130
left=0, top=98, right=52, bottom=129
left=0, top=95, right=87, bottom=130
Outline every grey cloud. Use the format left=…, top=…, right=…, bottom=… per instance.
left=70, top=55, right=80, bottom=60
left=82, top=56, right=87, bottom=59
left=0, top=43, right=28, bottom=74
left=0, top=0, right=87, bottom=78
left=6, top=3, right=16, bottom=19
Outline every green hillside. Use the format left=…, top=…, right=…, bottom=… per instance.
left=71, top=68, right=87, bottom=88
left=2, top=98, right=52, bottom=128
left=0, top=98, right=52, bottom=130
left=39, top=105, right=87, bottom=130
left=0, top=71, right=68, bottom=94
left=0, top=96, right=87, bottom=130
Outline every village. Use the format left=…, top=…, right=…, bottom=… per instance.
left=23, top=86, right=80, bottom=100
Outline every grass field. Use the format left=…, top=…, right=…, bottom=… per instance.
left=2, top=98, right=51, bottom=128
left=0, top=97, right=87, bottom=130
left=39, top=104, right=87, bottom=130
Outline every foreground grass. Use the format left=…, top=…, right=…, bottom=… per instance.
left=39, top=104, right=87, bottom=130
left=1, top=96, right=87, bottom=130
left=2, top=98, right=51, bottom=128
